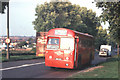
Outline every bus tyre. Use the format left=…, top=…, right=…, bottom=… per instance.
left=77, top=54, right=81, bottom=70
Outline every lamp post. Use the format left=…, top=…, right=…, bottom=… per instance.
left=0, top=0, right=10, bottom=59
left=6, top=0, right=10, bottom=60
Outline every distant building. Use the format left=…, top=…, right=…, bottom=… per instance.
left=1, top=43, right=7, bottom=49
left=0, top=36, right=36, bottom=49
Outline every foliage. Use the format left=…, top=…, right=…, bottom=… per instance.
left=17, top=41, right=28, bottom=48
left=95, top=26, right=116, bottom=50
left=33, top=2, right=100, bottom=36
left=95, top=26, right=108, bottom=50
left=106, top=33, right=117, bottom=48
left=96, top=2, right=120, bottom=44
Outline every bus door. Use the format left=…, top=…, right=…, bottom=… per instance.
left=74, top=37, right=79, bottom=68
left=74, top=39, right=77, bottom=61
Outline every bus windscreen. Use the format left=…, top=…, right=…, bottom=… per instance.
left=47, top=37, right=74, bottom=50
left=60, top=38, right=74, bottom=50
left=47, top=38, right=59, bottom=49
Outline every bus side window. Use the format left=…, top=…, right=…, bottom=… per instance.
left=88, top=40, right=90, bottom=47
left=86, top=40, right=88, bottom=47
left=84, top=40, right=87, bottom=47
left=80, top=39, right=83, bottom=47
left=83, top=40, right=86, bottom=47
left=82, top=39, right=86, bottom=48
left=82, top=39, right=86, bottom=47
left=91, top=40, right=93, bottom=47
left=92, top=40, right=94, bottom=47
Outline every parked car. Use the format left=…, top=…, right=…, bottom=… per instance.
left=99, top=45, right=112, bottom=57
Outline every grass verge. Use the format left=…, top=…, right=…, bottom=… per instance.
left=70, top=55, right=119, bottom=78
left=1, top=55, right=42, bottom=62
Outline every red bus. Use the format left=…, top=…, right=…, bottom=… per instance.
left=36, top=32, right=48, bottom=57
left=45, top=28, right=94, bottom=69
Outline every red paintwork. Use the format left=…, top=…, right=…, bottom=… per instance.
left=45, top=50, right=74, bottom=69
left=45, top=28, right=94, bottom=69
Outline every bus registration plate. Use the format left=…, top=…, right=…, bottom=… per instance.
left=55, top=58, right=62, bottom=60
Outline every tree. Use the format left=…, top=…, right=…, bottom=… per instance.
left=96, top=2, right=120, bottom=55
left=33, top=1, right=100, bottom=37
left=106, top=33, right=116, bottom=48
left=95, top=26, right=108, bottom=50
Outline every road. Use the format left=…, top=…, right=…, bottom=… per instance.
left=1, top=52, right=117, bottom=78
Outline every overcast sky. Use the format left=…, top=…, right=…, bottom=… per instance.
left=0, top=0, right=109, bottom=36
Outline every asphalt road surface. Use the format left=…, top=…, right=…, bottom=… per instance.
left=1, top=51, right=117, bottom=78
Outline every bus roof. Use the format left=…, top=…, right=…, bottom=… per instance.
left=48, top=28, right=93, bottom=38
left=73, top=30, right=93, bottom=38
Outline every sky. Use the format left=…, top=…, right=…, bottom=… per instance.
left=0, top=0, right=109, bottom=36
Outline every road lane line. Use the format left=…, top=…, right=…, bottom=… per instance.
left=0, top=62, right=45, bottom=71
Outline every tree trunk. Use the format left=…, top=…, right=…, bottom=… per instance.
left=117, top=44, right=119, bottom=56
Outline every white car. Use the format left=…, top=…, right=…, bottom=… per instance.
left=99, top=45, right=112, bottom=57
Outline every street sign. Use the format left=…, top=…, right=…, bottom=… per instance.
left=5, top=38, right=10, bottom=44
left=0, top=0, right=9, bottom=13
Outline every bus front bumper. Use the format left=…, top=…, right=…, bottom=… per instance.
left=45, top=59, right=74, bottom=69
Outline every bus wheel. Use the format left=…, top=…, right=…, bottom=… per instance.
left=77, top=54, right=81, bottom=70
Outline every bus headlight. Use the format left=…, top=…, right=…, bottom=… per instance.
left=65, top=63, right=69, bottom=66
left=49, top=56, right=52, bottom=59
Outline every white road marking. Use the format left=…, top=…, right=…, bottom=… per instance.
left=0, top=62, right=45, bottom=71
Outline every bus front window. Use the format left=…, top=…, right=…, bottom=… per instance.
left=47, top=38, right=59, bottom=49
left=60, top=38, right=74, bottom=50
